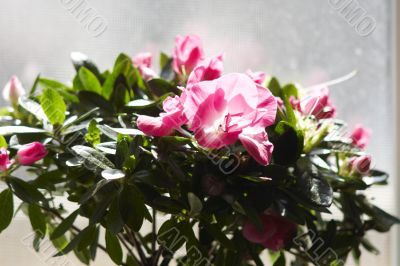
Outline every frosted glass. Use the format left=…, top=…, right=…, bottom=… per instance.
left=0, top=0, right=395, bottom=265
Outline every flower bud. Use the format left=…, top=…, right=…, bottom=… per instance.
left=2, top=76, right=26, bottom=105
left=0, top=148, right=12, bottom=171
left=350, top=125, right=371, bottom=149
left=17, top=142, right=48, bottom=165
left=350, top=155, right=372, bottom=175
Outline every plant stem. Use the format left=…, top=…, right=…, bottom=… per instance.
left=124, top=226, right=148, bottom=265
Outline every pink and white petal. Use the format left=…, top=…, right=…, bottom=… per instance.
left=217, top=73, right=259, bottom=110
left=137, top=115, right=174, bottom=137
left=239, top=128, right=274, bottom=165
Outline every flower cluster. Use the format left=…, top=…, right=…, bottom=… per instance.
left=0, top=34, right=396, bottom=266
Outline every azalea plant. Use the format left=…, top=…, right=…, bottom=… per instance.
left=0, top=35, right=398, bottom=266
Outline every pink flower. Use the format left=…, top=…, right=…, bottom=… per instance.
left=183, top=73, right=277, bottom=165
left=17, top=142, right=48, bottom=165
left=0, top=149, right=12, bottom=171
left=350, top=125, right=371, bottom=149
left=137, top=73, right=277, bottom=165
left=243, top=214, right=297, bottom=251
left=296, top=87, right=336, bottom=119
left=133, top=52, right=158, bottom=81
left=2, top=76, right=26, bottom=105
left=187, top=54, right=224, bottom=87
left=133, top=52, right=152, bottom=68
left=349, top=155, right=372, bottom=174
left=172, top=35, right=204, bottom=75
left=246, top=70, right=267, bottom=85
left=137, top=96, right=186, bottom=137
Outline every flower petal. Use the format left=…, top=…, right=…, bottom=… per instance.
left=239, top=128, right=274, bottom=165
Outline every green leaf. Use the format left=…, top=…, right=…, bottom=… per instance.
left=103, top=54, right=135, bottom=99
left=77, top=225, right=97, bottom=251
left=188, top=192, right=203, bottom=216
left=0, top=126, right=47, bottom=135
left=40, top=87, right=67, bottom=125
left=85, top=119, right=101, bottom=145
left=9, top=177, right=45, bottom=204
left=126, top=255, right=140, bottom=266
left=71, top=145, right=115, bottom=171
left=273, top=252, right=286, bottom=266
left=119, top=185, right=145, bottom=232
left=28, top=204, right=46, bottom=237
left=268, top=77, right=282, bottom=97
left=0, top=189, right=14, bottom=233
left=105, top=230, right=123, bottom=265
left=105, top=198, right=124, bottom=234
left=0, top=135, right=7, bottom=148
left=18, top=96, right=48, bottom=122
left=39, top=78, right=78, bottom=103
left=273, top=121, right=304, bottom=165
left=51, top=210, right=79, bottom=240
left=157, top=219, right=185, bottom=252
left=147, top=79, right=175, bottom=98
left=79, top=67, right=103, bottom=96
left=71, top=52, right=101, bottom=79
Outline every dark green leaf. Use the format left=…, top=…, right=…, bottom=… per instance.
left=51, top=210, right=79, bottom=240
left=0, top=189, right=13, bottom=233
left=28, top=204, right=46, bottom=237
left=9, top=177, right=45, bottom=204
left=105, top=230, right=123, bottom=265
left=119, top=185, right=145, bottom=232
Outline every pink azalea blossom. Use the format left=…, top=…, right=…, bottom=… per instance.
left=183, top=73, right=277, bottom=165
left=295, top=87, right=336, bottom=119
left=246, top=70, right=267, bottom=85
left=0, top=148, right=12, bottom=171
left=243, top=214, right=297, bottom=251
left=172, top=35, right=204, bottom=75
left=187, top=54, right=224, bottom=87
left=133, top=52, right=158, bottom=81
left=2, top=76, right=25, bottom=105
left=350, top=125, right=371, bottom=149
left=137, top=73, right=277, bottom=165
left=17, top=142, right=48, bottom=165
left=137, top=96, right=186, bottom=137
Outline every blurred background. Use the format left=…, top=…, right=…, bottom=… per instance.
left=0, top=0, right=398, bottom=265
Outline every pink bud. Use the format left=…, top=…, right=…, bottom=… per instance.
left=0, top=148, right=12, bottom=171
left=350, top=155, right=372, bottom=175
left=132, top=52, right=158, bottom=81
left=133, top=52, right=152, bottom=68
left=2, top=76, right=26, bottom=104
left=350, top=125, right=371, bottom=149
left=172, top=35, right=204, bottom=75
left=17, top=142, right=48, bottom=166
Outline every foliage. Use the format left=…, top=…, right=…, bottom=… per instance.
left=0, top=47, right=397, bottom=266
